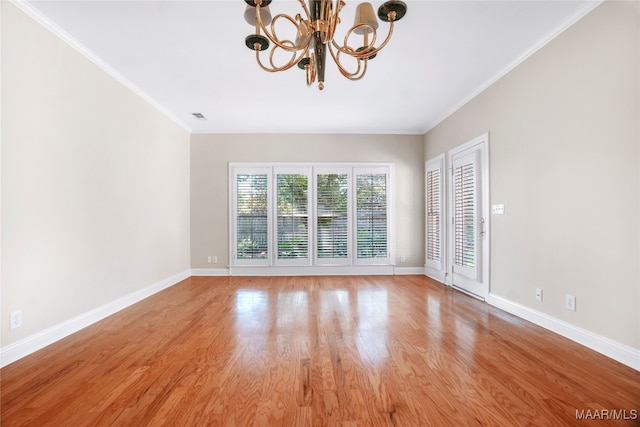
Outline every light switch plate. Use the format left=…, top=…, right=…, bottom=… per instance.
left=492, top=204, right=505, bottom=215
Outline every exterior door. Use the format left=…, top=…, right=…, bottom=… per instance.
left=449, top=134, right=489, bottom=299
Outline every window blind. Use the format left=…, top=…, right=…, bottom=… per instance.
left=316, top=173, right=349, bottom=259
left=426, top=168, right=441, bottom=263
left=277, top=174, right=309, bottom=259
left=356, top=173, right=387, bottom=259
left=454, top=163, right=475, bottom=268
left=236, top=174, right=268, bottom=259
left=230, top=163, right=392, bottom=268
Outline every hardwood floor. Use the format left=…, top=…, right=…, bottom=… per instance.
left=1, top=275, right=638, bottom=426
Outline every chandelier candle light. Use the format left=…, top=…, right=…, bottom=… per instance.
left=244, top=0, right=407, bottom=90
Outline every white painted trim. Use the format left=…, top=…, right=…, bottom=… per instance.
left=193, top=266, right=426, bottom=276
left=424, top=266, right=446, bottom=283
left=421, top=0, right=604, bottom=134
left=0, top=270, right=191, bottom=368
left=190, top=268, right=231, bottom=276
left=229, top=265, right=395, bottom=276
left=487, top=293, right=640, bottom=371
left=393, top=267, right=426, bottom=275
left=10, top=0, right=191, bottom=132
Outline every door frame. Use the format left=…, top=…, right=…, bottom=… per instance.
left=447, top=133, right=490, bottom=299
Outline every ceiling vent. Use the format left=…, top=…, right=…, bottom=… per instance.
left=192, top=113, right=207, bottom=120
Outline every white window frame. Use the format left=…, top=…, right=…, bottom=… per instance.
left=230, top=165, right=272, bottom=267
left=229, top=162, right=394, bottom=271
left=353, top=166, right=392, bottom=266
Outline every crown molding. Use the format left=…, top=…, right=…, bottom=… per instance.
left=10, top=0, right=192, bottom=133
left=422, top=0, right=604, bottom=134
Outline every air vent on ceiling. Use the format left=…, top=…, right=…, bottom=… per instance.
left=192, top=113, right=207, bottom=120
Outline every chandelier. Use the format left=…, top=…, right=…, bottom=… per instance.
left=244, top=0, right=407, bottom=90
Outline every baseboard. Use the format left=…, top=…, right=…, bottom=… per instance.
left=198, top=266, right=427, bottom=276
left=228, top=265, right=396, bottom=276
left=190, top=268, right=230, bottom=276
left=192, top=266, right=427, bottom=276
left=486, top=293, right=640, bottom=371
left=0, top=269, right=191, bottom=368
left=394, top=266, right=426, bottom=275
left=424, top=266, right=446, bottom=283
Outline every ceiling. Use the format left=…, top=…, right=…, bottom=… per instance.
left=21, top=0, right=600, bottom=135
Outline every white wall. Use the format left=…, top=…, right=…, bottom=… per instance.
left=1, top=3, right=191, bottom=348
left=190, top=133, right=425, bottom=270
left=424, top=1, right=639, bottom=351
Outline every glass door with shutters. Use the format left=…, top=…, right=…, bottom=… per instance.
left=448, top=134, right=489, bottom=299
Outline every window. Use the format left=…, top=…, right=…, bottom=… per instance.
left=230, top=163, right=392, bottom=269
left=235, top=172, right=269, bottom=262
left=276, top=169, right=310, bottom=265
left=315, top=169, right=350, bottom=264
left=356, top=172, right=387, bottom=260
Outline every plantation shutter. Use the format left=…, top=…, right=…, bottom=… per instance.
left=316, top=172, right=349, bottom=262
left=230, top=163, right=393, bottom=269
left=356, top=172, right=388, bottom=260
left=454, top=162, right=476, bottom=268
left=236, top=173, right=269, bottom=260
left=276, top=171, right=310, bottom=264
left=426, top=168, right=441, bottom=263
left=425, top=156, right=445, bottom=277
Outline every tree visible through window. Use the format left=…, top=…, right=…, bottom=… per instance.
left=236, top=174, right=268, bottom=259
left=230, top=163, right=392, bottom=267
left=316, top=173, right=349, bottom=259
left=277, top=174, right=309, bottom=259
left=356, top=174, right=387, bottom=259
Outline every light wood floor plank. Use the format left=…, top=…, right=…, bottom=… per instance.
left=1, top=275, right=638, bottom=426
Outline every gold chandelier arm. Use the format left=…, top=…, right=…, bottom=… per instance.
left=297, top=0, right=312, bottom=24
left=325, top=0, right=346, bottom=43
left=331, top=20, right=396, bottom=60
left=255, top=5, right=311, bottom=52
left=305, top=53, right=317, bottom=86
left=328, top=43, right=367, bottom=81
left=255, top=45, right=305, bottom=73
left=269, top=40, right=298, bottom=70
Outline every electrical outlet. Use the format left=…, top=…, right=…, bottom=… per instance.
left=212, top=256, right=218, bottom=264
left=207, top=256, right=212, bottom=263
left=400, top=256, right=406, bottom=263
left=10, top=311, right=22, bottom=329
left=535, top=288, right=542, bottom=302
left=565, top=294, right=576, bottom=311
